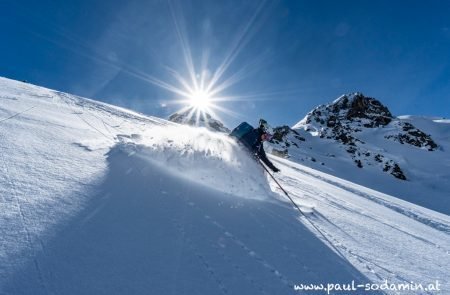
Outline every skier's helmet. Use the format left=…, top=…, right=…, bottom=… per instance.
left=259, top=119, right=268, bottom=130
left=259, top=119, right=273, bottom=141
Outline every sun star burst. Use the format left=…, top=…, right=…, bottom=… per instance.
left=141, top=0, right=272, bottom=127
left=189, top=89, right=212, bottom=110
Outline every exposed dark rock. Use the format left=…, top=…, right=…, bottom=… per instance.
left=381, top=161, right=407, bottom=180
left=402, top=123, right=415, bottom=132
left=391, top=164, right=407, bottom=180
left=272, top=126, right=291, bottom=142
left=327, top=115, right=337, bottom=127
left=267, top=125, right=306, bottom=155
left=385, top=122, right=437, bottom=151
left=345, top=93, right=393, bottom=127
left=374, top=154, right=383, bottom=163
left=346, top=147, right=357, bottom=154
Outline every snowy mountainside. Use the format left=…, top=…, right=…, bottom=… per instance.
left=266, top=93, right=450, bottom=214
left=168, top=106, right=230, bottom=133
left=1, top=77, right=449, bottom=294
left=0, top=77, right=370, bottom=294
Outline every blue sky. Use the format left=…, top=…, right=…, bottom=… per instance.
left=1, top=0, right=450, bottom=128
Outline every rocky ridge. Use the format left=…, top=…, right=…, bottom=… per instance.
left=267, top=93, right=438, bottom=180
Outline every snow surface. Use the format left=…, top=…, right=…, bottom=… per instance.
left=1, top=77, right=449, bottom=294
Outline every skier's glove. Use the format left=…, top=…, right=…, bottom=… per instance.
left=272, top=167, right=280, bottom=173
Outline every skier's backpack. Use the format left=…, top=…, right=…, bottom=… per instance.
left=230, top=122, right=254, bottom=140
left=230, top=122, right=258, bottom=150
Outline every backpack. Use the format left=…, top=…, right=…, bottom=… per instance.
left=230, top=122, right=259, bottom=151
left=230, top=122, right=254, bottom=139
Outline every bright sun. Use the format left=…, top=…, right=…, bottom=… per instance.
left=189, top=90, right=211, bottom=109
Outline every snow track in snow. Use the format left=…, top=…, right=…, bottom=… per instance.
left=271, top=156, right=450, bottom=292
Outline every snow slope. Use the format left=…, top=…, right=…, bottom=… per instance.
left=1, top=77, right=449, bottom=294
left=270, top=156, right=450, bottom=292
left=267, top=123, right=450, bottom=215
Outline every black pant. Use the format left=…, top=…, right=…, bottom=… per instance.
left=255, top=144, right=278, bottom=172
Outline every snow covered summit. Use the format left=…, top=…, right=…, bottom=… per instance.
left=295, top=92, right=437, bottom=151
left=267, top=92, right=449, bottom=214
left=300, top=92, right=394, bottom=128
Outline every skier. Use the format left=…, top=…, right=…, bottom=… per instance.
left=230, top=119, right=280, bottom=173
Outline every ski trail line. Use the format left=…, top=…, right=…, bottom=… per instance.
left=272, top=158, right=450, bottom=234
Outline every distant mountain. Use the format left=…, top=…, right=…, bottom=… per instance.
left=268, top=93, right=439, bottom=180
left=294, top=92, right=437, bottom=151
left=168, top=107, right=230, bottom=133
left=264, top=92, right=449, bottom=212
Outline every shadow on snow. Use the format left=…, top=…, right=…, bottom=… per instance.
left=3, top=144, right=380, bottom=294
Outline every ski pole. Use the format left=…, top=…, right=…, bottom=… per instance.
left=258, top=159, right=349, bottom=260
left=258, top=159, right=305, bottom=214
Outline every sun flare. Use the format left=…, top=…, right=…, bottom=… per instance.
left=143, top=0, right=270, bottom=126
left=189, top=89, right=211, bottom=110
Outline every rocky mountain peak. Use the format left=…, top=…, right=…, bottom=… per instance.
left=275, top=93, right=440, bottom=181
left=334, top=92, right=393, bottom=126
left=301, top=92, right=394, bottom=129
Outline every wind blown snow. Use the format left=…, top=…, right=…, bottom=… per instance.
left=115, top=125, right=272, bottom=200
